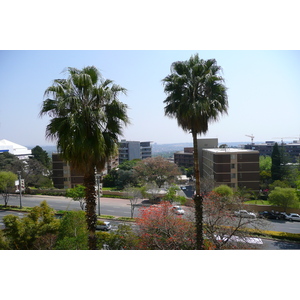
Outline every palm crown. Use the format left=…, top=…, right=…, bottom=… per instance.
left=40, top=66, right=129, bottom=173
left=162, top=54, right=228, bottom=135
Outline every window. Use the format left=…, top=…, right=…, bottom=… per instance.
left=231, top=163, right=235, bottom=169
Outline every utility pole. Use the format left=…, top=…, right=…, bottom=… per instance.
left=95, top=174, right=102, bottom=216
left=17, top=171, right=22, bottom=209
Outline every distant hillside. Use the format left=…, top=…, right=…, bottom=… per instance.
left=29, top=141, right=253, bottom=159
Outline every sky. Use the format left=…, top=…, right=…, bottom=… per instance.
left=1, top=50, right=299, bottom=147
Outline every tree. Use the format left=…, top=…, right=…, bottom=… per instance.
left=271, top=143, right=281, bottom=181
left=0, top=171, right=17, bottom=207
left=133, top=156, right=180, bottom=188
left=136, top=201, right=197, bottom=250
left=162, top=54, right=228, bottom=249
left=213, top=184, right=234, bottom=197
left=268, top=187, right=299, bottom=211
left=2, top=200, right=59, bottom=249
left=55, top=210, right=88, bottom=250
left=31, top=145, right=51, bottom=169
left=40, top=66, right=129, bottom=249
left=203, top=192, right=264, bottom=249
left=66, top=184, right=86, bottom=210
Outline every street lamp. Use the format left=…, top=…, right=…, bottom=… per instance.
left=95, top=174, right=102, bottom=216
left=17, top=171, right=22, bottom=209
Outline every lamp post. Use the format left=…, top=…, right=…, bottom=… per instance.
left=95, top=174, right=102, bottom=216
left=17, top=171, right=22, bottom=209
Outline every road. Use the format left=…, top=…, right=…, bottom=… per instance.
left=2, top=194, right=300, bottom=249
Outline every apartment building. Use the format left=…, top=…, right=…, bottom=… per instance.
left=174, top=147, right=194, bottom=168
left=173, top=138, right=218, bottom=173
left=118, top=140, right=152, bottom=164
left=202, top=148, right=260, bottom=191
left=52, top=153, right=119, bottom=189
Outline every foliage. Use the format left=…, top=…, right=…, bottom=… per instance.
left=271, top=143, right=282, bottom=181
left=203, top=192, right=264, bottom=249
left=268, top=187, right=299, bottom=211
left=136, top=202, right=196, bottom=249
left=134, top=156, right=180, bottom=188
left=55, top=210, right=88, bottom=250
left=162, top=53, right=229, bottom=250
left=97, top=224, right=139, bottom=250
left=0, top=152, right=24, bottom=174
left=212, top=185, right=234, bottom=197
left=40, top=66, right=129, bottom=250
left=163, top=185, right=186, bottom=205
left=66, top=184, right=86, bottom=210
left=2, top=200, right=60, bottom=249
left=0, top=171, right=17, bottom=207
left=31, top=145, right=51, bottom=169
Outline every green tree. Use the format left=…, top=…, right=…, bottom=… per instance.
left=55, top=211, right=88, bottom=250
left=162, top=54, right=228, bottom=249
left=271, top=143, right=281, bottom=181
left=213, top=185, right=234, bottom=197
left=40, top=66, right=129, bottom=249
left=268, top=187, right=299, bottom=211
left=31, top=145, right=51, bottom=169
left=2, top=200, right=59, bottom=249
left=0, top=171, right=18, bottom=207
left=66, top=184, right=86, bottom=210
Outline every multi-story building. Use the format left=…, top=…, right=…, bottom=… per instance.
left=174, top=147, right=194, bottom=168
left=118, top=140, right=152, bottom=164
left=173, top=138, right=218, bottom=173
left=202, top=148, right=260, bottom=191
left=244, top=140, right=300, bottom=162
left=52, top=153, right=119, bottom=189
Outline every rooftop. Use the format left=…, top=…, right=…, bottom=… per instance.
left=203, top=148, right=259, bottom=154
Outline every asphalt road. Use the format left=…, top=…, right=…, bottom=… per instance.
left=2, top=194, right=300, bottom=250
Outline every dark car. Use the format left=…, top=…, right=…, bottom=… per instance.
left=258, top=211, right=282, bottom=220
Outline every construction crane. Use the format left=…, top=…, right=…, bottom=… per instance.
left=245, top=134, right=254, bottom=144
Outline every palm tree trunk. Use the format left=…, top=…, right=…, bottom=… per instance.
left=192, top=131, right=204, bottom=250
left=84, top=168, right=97, bottom=250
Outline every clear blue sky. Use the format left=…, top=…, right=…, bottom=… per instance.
left=0, top=50, right=299, bottom=147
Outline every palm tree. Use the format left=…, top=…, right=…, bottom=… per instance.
left=162, top=54, right=228, bottom=249
left=40, top=66, right=129, bottom=249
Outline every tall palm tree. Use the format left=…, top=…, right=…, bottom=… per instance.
left=40, top=66, right=129, bottom=249
left=162, top=54, right=228, bottom=249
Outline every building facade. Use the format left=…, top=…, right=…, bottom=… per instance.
left=52, top=153, right=119, bottom=189
left=244, top=140, right=300, bottom=162
left=118, top=140, right=152, bottom=164
left=202, top=148, right=260, bottom=191
left=174, top=147, right=194, bottom=168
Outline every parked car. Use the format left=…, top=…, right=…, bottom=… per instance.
left=234, top=210, right=256, bottom=219
left=172, top=205, right=185, bottom=215
left=258, top=211, right=284, bottom=220
left=96, top=221, right=112, bottom=231
left=286, top=213, right=300, bottom=222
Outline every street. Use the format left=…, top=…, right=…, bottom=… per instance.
left=1, top=194, right=300, bottom=250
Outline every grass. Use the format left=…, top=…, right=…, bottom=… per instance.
left=244, top=200, right=271, bottom=205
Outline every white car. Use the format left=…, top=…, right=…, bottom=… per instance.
left=286, top=213, right=300, bottom=222
left=234, top=210, right=256, bottom=219
left=96, top=221, right=112, bottom=231
left=172, top=205, right=185, bottom=215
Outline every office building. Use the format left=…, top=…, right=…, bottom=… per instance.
left=202, top=148, right=260, bottom=191
left=118, top=140, right=152, bottom=164
left=52, top=153, right=118, bottom=189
